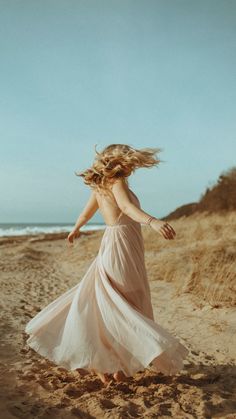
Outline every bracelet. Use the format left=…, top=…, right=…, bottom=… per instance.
left=146, top=216, right=156, bottom=225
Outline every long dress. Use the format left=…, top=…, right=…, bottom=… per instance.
left=25, top=190, right=189, bottom=377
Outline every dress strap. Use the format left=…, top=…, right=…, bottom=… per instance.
left=116, top=210, right=123, bottom=224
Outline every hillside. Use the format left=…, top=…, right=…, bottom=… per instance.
left=163, top=166, right=236, bottom=220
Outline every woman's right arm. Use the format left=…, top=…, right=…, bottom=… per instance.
left=111, top=178, right=176, bottom=240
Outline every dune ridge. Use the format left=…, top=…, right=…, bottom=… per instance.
left=163, top=166, right=236, bottom=220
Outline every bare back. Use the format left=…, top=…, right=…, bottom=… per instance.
left=94, top=182, right=140, bottom=226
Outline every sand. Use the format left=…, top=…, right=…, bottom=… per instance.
left=0, top=212, right=236, bottom=418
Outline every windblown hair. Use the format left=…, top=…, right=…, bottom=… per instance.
left=75, top=143, right=163, bottom=192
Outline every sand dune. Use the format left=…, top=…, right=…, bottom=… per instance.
left=0, top=212, right=236, bottom=418
left=164, top=166, right=236, bottom=220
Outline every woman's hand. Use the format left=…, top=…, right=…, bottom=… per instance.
left=67, top=229, right=81, bottom=244
left=150, top=219, right=176, bottom=240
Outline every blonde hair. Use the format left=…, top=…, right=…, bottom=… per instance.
left=75, top=143, right=163, bottom=192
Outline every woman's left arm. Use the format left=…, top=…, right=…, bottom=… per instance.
left=72, top=190, right=99, bottom=233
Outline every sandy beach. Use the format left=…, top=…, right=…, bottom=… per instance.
left=0, top=212, right=236, bottom=418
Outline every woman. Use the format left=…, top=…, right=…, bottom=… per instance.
left=25, top=144, right=189, bottom=386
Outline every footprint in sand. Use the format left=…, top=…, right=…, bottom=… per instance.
left=99, top=398, right=117, bottom=409
left=63, top=383, right=84, bottom=398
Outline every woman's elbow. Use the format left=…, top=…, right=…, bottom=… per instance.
left=120, top=203, right=133, bottom=215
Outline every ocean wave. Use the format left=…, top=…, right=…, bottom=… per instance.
left=0, top=223, right=105, bottom=237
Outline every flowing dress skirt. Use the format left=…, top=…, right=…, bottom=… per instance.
left=25, top=216, right=189, bottom=377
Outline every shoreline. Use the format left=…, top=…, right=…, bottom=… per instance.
left=0, top=228, right=102, bottom=246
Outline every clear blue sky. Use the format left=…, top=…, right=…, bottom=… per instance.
left=1, top=0, right=235, bottom=223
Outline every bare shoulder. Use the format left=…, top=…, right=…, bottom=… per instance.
left=89, top=187, right=98, bottom=196
left=110, top=178, right=133, bottom=210
left=110, top=177, right=128, bottom=192
left=92, top=185, right=113, bottom=201
left=92, top=179, right=129, bottom=204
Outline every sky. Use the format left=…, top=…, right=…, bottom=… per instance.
left=0, top=0, right=235, bottom=223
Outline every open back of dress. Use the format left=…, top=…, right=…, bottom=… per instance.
left=25, top=188, right=189, bottom=376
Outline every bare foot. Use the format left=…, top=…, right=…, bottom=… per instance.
left=97, top=372, right=112, bottom=385
left=113, top=370, right=127, bottom=382
left=91, top=369, right=112, bottom=386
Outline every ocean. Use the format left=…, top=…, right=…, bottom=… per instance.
left=0, top=222, right=106, bottom=237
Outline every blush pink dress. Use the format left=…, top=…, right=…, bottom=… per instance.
left=25, top=190, right=189, bottom=377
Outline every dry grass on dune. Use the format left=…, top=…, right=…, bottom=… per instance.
left=164, top=166, right=236, bottom=220
left=142, top=211, right=236, bottom=308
